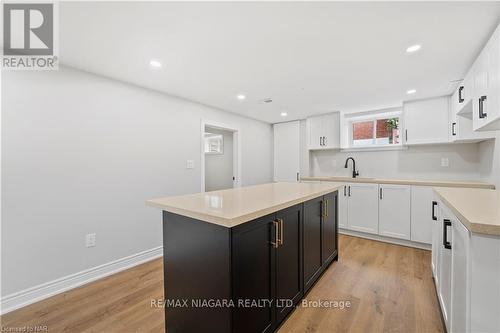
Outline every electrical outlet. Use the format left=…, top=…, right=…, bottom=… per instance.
left=86, top=233, right=96, bottom=247
left=186, top=160, right=194, bottom=169
left=441, top=158, right=449, bottom=167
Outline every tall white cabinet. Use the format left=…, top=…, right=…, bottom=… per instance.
left=273, top=121, right=300, bottom=182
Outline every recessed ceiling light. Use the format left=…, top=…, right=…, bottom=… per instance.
left=407, top=89, right=417, bottom=94
left=149, top=60, right=162, bottom=68
left=406, top=44, right=421, bottom=53
left=237, top=94, right=246, bottom=100
left=280, top=112, right=288, bottom=117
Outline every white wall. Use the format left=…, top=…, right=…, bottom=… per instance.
left=478, top=133, right=500, bottom=188
left=205, top=128, right=233, bottom=191
left=310, top=144, right=483, bottom=181
left=1, top=67, right=272, bottom=297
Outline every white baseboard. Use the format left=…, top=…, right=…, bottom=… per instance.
left=0, top=246, right=163, bottom=315
left=340, top=229, right=431, bottom=250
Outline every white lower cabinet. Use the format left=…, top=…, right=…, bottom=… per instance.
left=338, top=184, right=348, bottom=229
left=337, top=183, right=433, bottom=245
left=378, top=184, right=411, bottom=240
left=438, top=207, right=453, bottom=331
left=411, top=186, right=433, bottom=244
left=432, top=199, right=500, bottom=333
left=338, top=183, right=379, bottom=234
left=346, top=183, right=379, bottom=234
left=431, top=198, right=441, bottom=284
left=451, top=218, right=470, bottom=333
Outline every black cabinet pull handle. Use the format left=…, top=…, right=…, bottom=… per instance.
left=458, top=86, right=464, bottom=103
left=379, top=188, right=383, bottom=200
left=432, top=201, right=438, bottom=221
left=296, top=172, right=299, bottom=182
left=343, top=186, right=346, bottom=196
left=479, top=96, right=487, bottom=119
left=405, top=129, right=408, bottom=142
left=348, top=186, right=351, bottom=197
left=443, top=219, right=452, bottom=249
left=452, top=122, right=457, bottom=136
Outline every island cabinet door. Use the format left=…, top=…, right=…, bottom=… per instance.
left=275, top=204, right=303, bottom=323
left=303, top=196, right=324, bottom=293
left=231, top=213, right=277, bottom=333
left=322, top=192, right=338, bottom=265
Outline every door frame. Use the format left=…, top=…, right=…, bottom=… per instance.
left=201, top=119, right=241, bottom=192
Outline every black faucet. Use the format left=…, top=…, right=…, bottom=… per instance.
left=344, top=157, right=359, bottom=178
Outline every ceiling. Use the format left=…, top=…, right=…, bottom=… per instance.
left=58, top=2, right=500, bottom=123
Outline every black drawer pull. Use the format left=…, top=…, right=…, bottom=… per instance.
left=432, top=201, right=438, bottom=221
left=458, top=86, right=464, bottom=103
left=443, top=219, right=452, bottom=249
left=479, top=95, right=487, bottom=119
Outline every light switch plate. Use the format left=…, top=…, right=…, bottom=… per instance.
left=186, top=160, right=194, bottom=169
left=86, top=233, right=96, bottom=247
left=441, top=158, right=449, bottom=167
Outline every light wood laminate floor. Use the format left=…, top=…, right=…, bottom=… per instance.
left=1, top=235, right=444, bottom=333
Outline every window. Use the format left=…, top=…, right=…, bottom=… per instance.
left=204, top=133, right=224, bottom=154
left=350, top=115, right=401, bottom=148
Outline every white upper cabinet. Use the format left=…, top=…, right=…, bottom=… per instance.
left=450, top=95, right=496, bottom=143
left=403, top=96, right=450, bottom=145
left=273, top=121, right=300, bottom=182
left=472, top=24, right=500, bottom=131
left=306, top=113, right=340, bottom=150
left=453, top=69, right=474, bottom=117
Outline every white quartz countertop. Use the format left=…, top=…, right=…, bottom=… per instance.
left=146, top=182, right=343, bottom=228
left=301, top=176, right=495, bottom=189
left=434, top=187, right=500, bottom=236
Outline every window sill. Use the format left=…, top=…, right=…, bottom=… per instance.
left=341, top=145, right=407, bottom=153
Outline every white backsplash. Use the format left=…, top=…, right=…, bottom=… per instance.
left=310, top=143, right=483, bottom=181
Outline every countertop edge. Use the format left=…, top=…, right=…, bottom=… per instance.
left=433, top=188, right=500, bottom=237
left=146, top=185, right=342, bottom=228
left=301, top=177, right=495, bottom=189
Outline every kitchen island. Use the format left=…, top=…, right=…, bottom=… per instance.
left=147, top=182, right=342, bottom=333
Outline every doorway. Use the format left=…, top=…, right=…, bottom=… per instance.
left=201, top=121, right=240, bottom=192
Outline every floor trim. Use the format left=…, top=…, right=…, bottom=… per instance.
left=340, top=229, right=431, bottom=250
left=0, top=246, right=163, bottom=315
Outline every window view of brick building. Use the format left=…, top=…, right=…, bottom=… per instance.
left=352, top=121, right=374, bottom=140
left=352, top=117, right=399, bottom=146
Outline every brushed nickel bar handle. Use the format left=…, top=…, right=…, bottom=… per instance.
left=278, top=218, right=284, bottom=246
left=271, top=220, right=279, bottom=248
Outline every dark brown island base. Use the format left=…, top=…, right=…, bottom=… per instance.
left=147, top=182, right=342, bottom=333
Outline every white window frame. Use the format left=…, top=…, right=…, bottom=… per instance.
left=345, top=110, right=404, bottom=151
